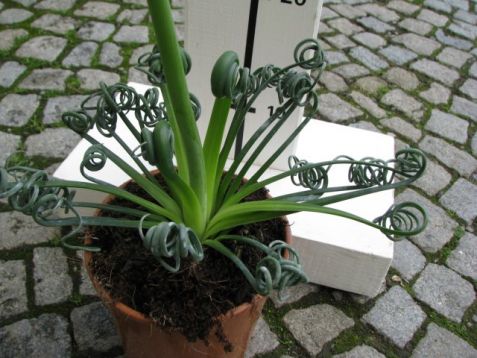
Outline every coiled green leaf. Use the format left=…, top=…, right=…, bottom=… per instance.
left=374, top=202, right=427, bottom=238
left=139, top=218, right=204, bottom=272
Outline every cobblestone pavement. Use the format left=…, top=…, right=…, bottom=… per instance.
left=0, top=0, right=476, bottom=357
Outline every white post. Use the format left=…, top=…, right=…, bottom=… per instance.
left=185, top=0, right=322, bottom=170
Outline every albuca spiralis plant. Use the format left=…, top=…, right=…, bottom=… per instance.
left=0, top=0, right=427, bottom=296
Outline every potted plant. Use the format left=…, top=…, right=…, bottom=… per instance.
left=0, top=1, right=427, bottom=357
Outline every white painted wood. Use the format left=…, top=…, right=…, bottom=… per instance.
left=184, top=0, right=322, bottom=170
left=184, top=0, right=249, bottom=145
left=54, top=82, right=394, bottom=297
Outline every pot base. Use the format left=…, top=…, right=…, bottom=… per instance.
left=85, top=251, right=267, bottom=358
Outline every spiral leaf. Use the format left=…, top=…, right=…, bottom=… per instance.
left=139, top=219, right=204, bottom=273
left=374, top=202, right=427, bottom=237
left=136, top=46, right=192, bottom=86
left=82, top=145, right=107, bottom=172
left=288, top=155, right=329, bottom=190
left=211, top=51, right=242, bottom=99
left=62, top=111, right=94, bottom=135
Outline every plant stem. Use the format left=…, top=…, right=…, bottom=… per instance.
left=147, top=0, right=206, bottom=211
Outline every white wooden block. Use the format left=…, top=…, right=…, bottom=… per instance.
left=185, top=0, right=322, bottom=170
left=54, top=82, right=394, bottom=297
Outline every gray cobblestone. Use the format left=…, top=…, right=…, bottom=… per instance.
left=424, top=0, right=452, bottom=13
left=381, top=89, right=423, bottom=120
left=330, top=4, right=366, bottom=19
left=0, top=93, right=39, bottom=127
left=363, top=286, right=426, bottom=348
left=459, top=79, right=477, bottom=100
left=0, top=211, right=56, bottom=249
left=448, top=21, right=477, bottom=41
left=440, top=179, right=477, bottom=225
left=425, top=110, right=469, bottom=144
left=78, top=21, right=115, bottom=42
left=325, top=34, right=356, bottom=49
left=71, top=302, right=121, bottom=352
left=100, top=42, right=123, bottom=68
left=25, top=128, right=81, bottom=158
left=435, top=29, right=473, bottom=50
left=319, top=71, right=348, bottom=92
left=318, top=93, right=363, bottom=122
left=355, top=76, right=387, bottom=95
left=33, top=247, right=72, bottom=305
left=79, top=264, right=96, bottom=296
left=325, top=51, right=350, bottom=65
left=420, top=135, right=477, bottom=177
left=352, top=32, right=386, bottom=49
left=357, top=16, right=395, bottom=33
left=62, top=42, right=98, bottom=68
left=350, top=91, right=386, bottom=119
left=381, top=117, right=422, bottom=142
left=78, top=69, right=120, bottom=90
left=20, top=69, right=72, bottom=90
left=328, top=18, right=364, bottom=36
left=284, top=304, right=354, bottom=356
left=0, top=314, right=71, bottom=358
left=418, top=9, right=448, bottom=27
left=321, top=7, right=338, bottom=20
left=0, top=29, right=28, bottom=51
left=0, top=132, right=21, bottom=164
left=16, top=36, right=67, bottom=62
left=31, top=14, right=79, bottom=35
left=43, top=95, right=87, bottom=124
left=350, top=121, right=380, bottom=133
left=74, top=1, right=120, bottom=20
left=388, top=0, right=419, bottom=15
left=129, top=44, right=154, bottom=65
left=437, top=47, right=473, bottom=68
left=419, top=82, right=451, bottom=105
left=454, top=10, right=477, bottom=25
left=412, top=323, right=477, bottom=358
left=117, top=9, right=148, bottom=24
left=350, top=46, right=389, bottom=71
left=270, top=283, right=318, bottom=308
left=245, top=317, right=279, bottom=358
left=333, top=63, right=370, bottom=79
left=399, top=18, right=433, bottom=35
left=128, top=67, right=149, bottom=84
left=393, top=33, right=441, bottom=56
left=114, top=25, right=149, bottom=43
left=413, top=263, right=474, bottom=322
left=447, top=232, right=477, bottom=280
left=124, top=0, right=146, bottom=6
left=384, top=67, right=420, bottom=90
left=396, top=189, right=458, bottom=253
left=35, top=0, right=75, bottom=10
left=357, top=4, right=400, bottom=22
left=411, top=59, right=459, bottom=87
left=412, top=160, right=452, bottom=196
left=379, top=45, right=418, bottom=65
left=0, top=260, right=27, bottom=319
left=443, top=0, right=468, bottom=11
left=451, top=96, right=477, bottom=122
left=391, top=240, right=426, bottom=281
left=0, top=8, right=32, bottom=24
left=334, top=345, right=385, bottom=358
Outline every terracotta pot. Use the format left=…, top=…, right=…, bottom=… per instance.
left=83, top=178, right=292, bottom=358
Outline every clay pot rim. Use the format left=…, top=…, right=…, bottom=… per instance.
left=83, top=171, right=292, bottom=327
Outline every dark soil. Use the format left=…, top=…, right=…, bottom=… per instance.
left=88, top=176, right=287, bottom=349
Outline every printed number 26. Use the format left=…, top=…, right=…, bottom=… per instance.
left=281, top=0, right=306, bottom=5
